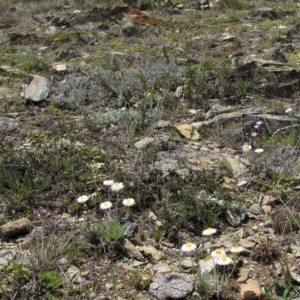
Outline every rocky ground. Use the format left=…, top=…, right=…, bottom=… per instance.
left=1, top=0, right=300, bottom=299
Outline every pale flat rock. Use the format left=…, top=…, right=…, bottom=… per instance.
left=238, top=268, right=249, bottom=283
left=238, top=239, right=255, bottom=249
left=240, top=280, right=262, bottom=300
left=291, top=271, right=300, bottom=283
left=134, top=137, right=154, bottom=149
left=221, top=156, right=245, bottom=177
left=250, top=235, right=268, bottom=245
left=262, top=205, right=272, bottom=214
left=124, top=239, right=144, bottom=261
left=156, top=265, right=172, bottom=274
left=180, top=257, right=194, bottom=269
left=175, top=124, right=200, bottom=140
left=52, top=63, right=67, bottom=72
left=153, top=251, right=167, bottom=261
left=138, top=245, right=166, bottom=261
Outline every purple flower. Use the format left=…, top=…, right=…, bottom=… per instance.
left=254, top=125, right=259, bottom=129
left=251, top=132, right=258, bottom=137
left=256, top=120, right=263, bottom=125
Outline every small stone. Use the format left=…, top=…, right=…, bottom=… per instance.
left=149, top=211, right=157, bottom=220
left=203, top=242, right=212, bottom=249
left=181, top=257, right=194, bottom=269
left=136, top=293, right=148, bottom=300
left=134, top=137, right=154, bottom=149
left=153, top=251, right=167, bottom=261
left=238, top=268, right=249, bottom=283
left=240, top=280, right=262, bottom=300
left=132, top=260, right=147, bottom=267
left=124, top=239, right=144, bottom=261
left=52, top=63, right=67, bottom=72
left=151, top=120, right=170, bottom=129
left=250, top=204, right=261, bottom=215
left=67, top=265, right=81, bottom=281
left=174, top=86, right=183, bottom=98
left=262, top=205, right=272, bottom=214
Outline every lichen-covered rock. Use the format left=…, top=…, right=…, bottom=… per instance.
left=149, top=272, right=194, bottom=300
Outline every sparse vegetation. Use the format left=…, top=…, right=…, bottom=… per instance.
left=1, top=0, right=300, bottom=298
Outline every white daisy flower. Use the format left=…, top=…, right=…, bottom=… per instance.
left=254, top=148, right=264, bottom=153
left=211, top=248, right=226, bottom=258
left=100, top=201, right=112, bottom=210
left=181, top=242, right=197, bottom=253
left=77, top=195, right=89, bottom=203
left=202, top=228, right=217, bottom=236
left=103, top=180, right=114, bottom=186
left=230, top=245, right=245, bottom=254
left=242, top=144, right=252, bottom=153
left=111, top=182, right=124, bottom=192
left=217, top=255, right=232, bottom=265
left=122, top=198, right=135, bottom=207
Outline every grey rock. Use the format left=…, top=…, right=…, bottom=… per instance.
left=151, top=120, right=170, bottom=129
left=124, top=222, right=138, bottom=238
left=149, top=272, right=194, bottom=300
left=175, top=86, right=183, bottom=98
left=0, top=249, right=15, bottom=266
left=203, top=241, right=212, bottom=249
left=226, top=205, right=247, bottom=227
left=250, top=204, right=261, bottom=215
left=45, top=26, right=57, bottom=34
left=0, top=116, right=16, bottom=131
left=21, top=75, right=51, bottom=102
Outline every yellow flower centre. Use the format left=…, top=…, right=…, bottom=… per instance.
left=126, top=199, right=131, bottom=203
left=221, top=256, right=227, bottom=261
left=216, top=249, right=222, bottom=254
left=234, top=246, right=239, bottom=250
left=104, top=202, right=109, bottom=207
left=207, top=228, right=212, bottom=231
left=186, top=242, right=192, bottom=248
